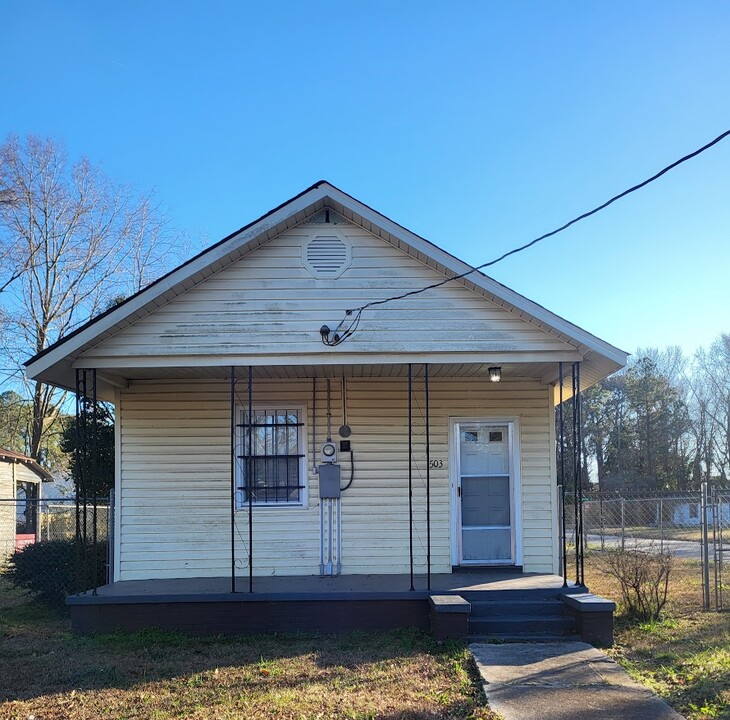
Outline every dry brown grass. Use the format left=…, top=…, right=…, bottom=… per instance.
left=586, top=554, right=730, bottom=720
left=0, top=579, right=498, bottom=720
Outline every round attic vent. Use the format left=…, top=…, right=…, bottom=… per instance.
left=303, top=231, right=351, bottom=279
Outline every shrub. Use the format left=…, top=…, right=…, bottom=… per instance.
left=8, top=539, right=108, bottom=607
left=596, top=543, right=673, bottom=621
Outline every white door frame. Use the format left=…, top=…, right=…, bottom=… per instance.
left=449, top=417, right=523, bottom=567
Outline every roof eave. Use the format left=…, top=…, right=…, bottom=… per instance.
left=0, top=453, right=53, bottom=481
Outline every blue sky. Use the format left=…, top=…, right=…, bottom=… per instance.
left=4, top=1, right=729, bottom=357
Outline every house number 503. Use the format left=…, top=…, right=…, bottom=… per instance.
left=428, top=459, right=443, bottom=468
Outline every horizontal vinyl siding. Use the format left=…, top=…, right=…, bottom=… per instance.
left=118, top=378, right=556, bottom=580
left=83, top=226, right=575, bottom=362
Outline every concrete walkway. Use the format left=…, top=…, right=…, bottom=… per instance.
left=470, top=642, right=684, bottom=720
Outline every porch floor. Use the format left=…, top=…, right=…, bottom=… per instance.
left=69, top=572, right=577, bottom=604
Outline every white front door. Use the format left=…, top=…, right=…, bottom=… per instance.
left=454, top=422, right=515, bottom=565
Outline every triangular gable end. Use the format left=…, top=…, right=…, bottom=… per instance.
left=74, top=210, right=581, bottom=367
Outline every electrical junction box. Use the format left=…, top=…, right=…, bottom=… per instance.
left=318, top=463, right=341, bottom=498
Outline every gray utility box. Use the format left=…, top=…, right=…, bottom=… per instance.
left=319, top=463, right=341, bottom=498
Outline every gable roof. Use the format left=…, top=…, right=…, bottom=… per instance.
left=25, top=181, right=627, bottom=392
left=0, top=448, right=53, bottom=481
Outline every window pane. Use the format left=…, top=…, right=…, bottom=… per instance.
left=239, top=407, right=301, bottom=503
left=275, top=426, right=287, bottom=455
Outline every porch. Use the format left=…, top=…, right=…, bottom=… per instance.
left=70, top=569, right=571, bottom=601
left=66, top=571, right=616, bottom=645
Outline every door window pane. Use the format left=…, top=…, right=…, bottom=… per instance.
left=460, top=425, right=509, bottom=475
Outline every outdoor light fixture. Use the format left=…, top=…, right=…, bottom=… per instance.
left=488, top=366, right=502, bottom=383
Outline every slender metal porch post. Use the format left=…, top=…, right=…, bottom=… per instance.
left=74, top=369, right=84, bottom=593
left=230, top=366, right=236, bottom=593
left=576, top=362, right=585, bottom=586
left=558, top=362, right=567, bottom=587
left=91, top=369, right=98, bottom=594
left=408, top=363, right=414, bottom=591
left=425, top=363, right=431, bottom=590
left=572, top=363, right=580, bottom=585
left=74, top=369, right=101, bottom=593
left=248, top=365, right=254, bottom=593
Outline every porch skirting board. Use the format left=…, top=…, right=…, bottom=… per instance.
left=69, top=598, right=430, bottom=636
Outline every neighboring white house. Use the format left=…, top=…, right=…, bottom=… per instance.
left=673, top=501, right=730, bottom=527
left=0, top=448, right=52, bottom=561
left=25, top=181, right=628, bottom=584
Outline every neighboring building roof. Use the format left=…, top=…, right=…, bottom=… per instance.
left=24, top=181, right=628, bottom=394
left=0, top=448, right=53, bottom=481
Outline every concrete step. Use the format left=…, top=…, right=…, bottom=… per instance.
left=469, top=633, right=582, bottom=643
left=458, top=587, right=584, bottom=602
left=469, top=600, right=567, bottom=617
left=469, top=615, right=575, bottom=635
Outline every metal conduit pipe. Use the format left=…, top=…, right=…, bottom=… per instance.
left=336, top=498, right=342, bottom=575
left=312, top=378, right=317, bottom=473
left=318, top=376, right=346, bottom=576
left=327, top=499, right=334, bottom=575
left=319, top=502, right=325, bottom=576
left=326, top=378, right=332, bottom=441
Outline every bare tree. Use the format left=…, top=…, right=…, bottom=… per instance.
left=694, top=333, right=730, bottom=482
left=0, top=135, right=177, bottom=461
left=0, top=183, right=36, bottom=294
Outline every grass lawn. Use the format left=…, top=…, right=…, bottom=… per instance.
left=585, top=554, right=730, bottom=720
left=0, top=578, right=497, bottom=720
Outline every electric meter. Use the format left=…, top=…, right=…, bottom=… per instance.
left=321, top=441, right=337, bottom=464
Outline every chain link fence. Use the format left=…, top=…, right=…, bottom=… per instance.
left=566, top=484, right=728, bottom=611
left=0, top=496, right=112, bottom=606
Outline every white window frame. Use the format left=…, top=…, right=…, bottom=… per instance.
left=235, top=404, right=308, bottom=509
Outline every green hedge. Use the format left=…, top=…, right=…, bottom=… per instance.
left=8, top=539, right=108, bottom=607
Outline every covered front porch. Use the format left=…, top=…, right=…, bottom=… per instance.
left=65, top=359, right=605, bottom=640
left=71, top=359, right=590, bottom=590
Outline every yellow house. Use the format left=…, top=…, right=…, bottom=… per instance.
left=26, top=182, right=625, bottom=639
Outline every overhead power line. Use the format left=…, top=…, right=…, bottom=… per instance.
left=321, top=128, right=730, bottom=346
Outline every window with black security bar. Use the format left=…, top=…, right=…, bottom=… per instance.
left=236, top=408, right=306, bottom=505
